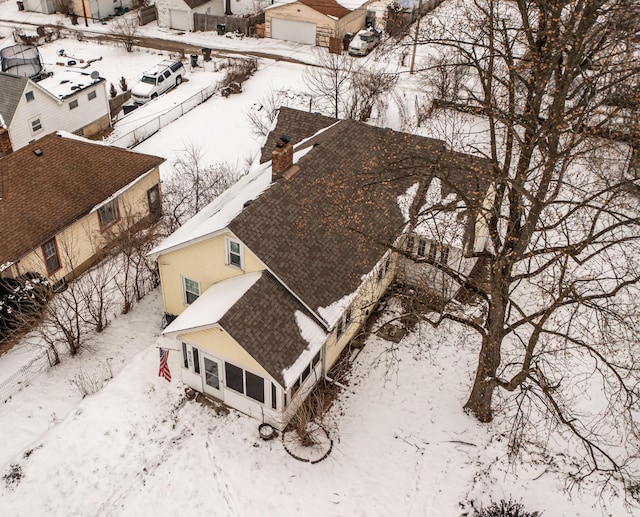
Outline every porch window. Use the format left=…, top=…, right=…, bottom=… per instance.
left=245, top=371, right=265, bottom=403
left=42, top=238, right=61, bottom=274
left=183, top=277, right=200, bottom=305
left=182, top=342, right=188, bottom=368
left=271, top=383, right=277, bottom=409
left=193, top=347, right=200, bottom=374
left=225, top=362, right=244, bottom=393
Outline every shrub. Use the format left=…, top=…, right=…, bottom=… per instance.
left=473, top=499, right=541, bottom=517
left=0, top=273, right=50, bottom=343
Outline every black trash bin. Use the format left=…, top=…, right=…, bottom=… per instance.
left=216, top=23, right=226, bottom=35
left=190, top=54, right=198, bottom=68
left=16, top=1, right=24, bottom=11
left=70, top=14, right=79, bottom=25
left=343, top=32, right=354, bottom=51
left=202, top=47, right=212, bottom=62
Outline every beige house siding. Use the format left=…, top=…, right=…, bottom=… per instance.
left=157, top=232, right=266, bottom=317
left=265, top=3, right=365, bottom=47
left=325, top=251, right=397, bottom=368
left=10, top=167, right=161, bottom=283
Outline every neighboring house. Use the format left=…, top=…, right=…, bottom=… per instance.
left=264, top=0, right=368, bottom=46
left=21, top=0, right=56, bottom=14
left=0, top=131, right=165, bottom=286
left=71, top=0, right=136, bottom=20
left=157, top=0, right=224, bottom=31
left=150, top=107, right=493, bottom=429
left=0, top=70, right=111, bottom=152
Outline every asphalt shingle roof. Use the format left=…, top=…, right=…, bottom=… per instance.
left=0, top=72, right=28, bottom=127
left=230, top=111, right=493, bottom=323
left=219, top=272, right=319, bottom=386
left=0, top=133, right=165, bottom=266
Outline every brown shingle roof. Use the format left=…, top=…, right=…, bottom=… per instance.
left=219, top=272, right=319, bottom=386
left=259, top=107, right=336, bottom=164
left=230, top=113, right=492, bottom=322
left=0, top=133, right=165, bottom=266
left=299, top=0, right=351, bottom=18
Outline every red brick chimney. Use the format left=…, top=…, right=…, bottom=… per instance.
left=0, top=128, right=12, bottom=156
left=271, top=135, right=293, bottom=181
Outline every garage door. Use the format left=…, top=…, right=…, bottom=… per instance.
left=169, top=9, right=190, bottom=31
left=271, top=18, right=316, bottom=45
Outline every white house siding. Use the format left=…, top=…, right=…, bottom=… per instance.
left=23, top=0, right=55, bottom=14
left=9, top=82, right=110, bottom=151
left=157, top=0, right=190, bottom=29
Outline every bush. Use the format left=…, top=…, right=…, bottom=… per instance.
left=473, top=499, right=541, bottom=517
left=0, top=273, right=50, bottom=342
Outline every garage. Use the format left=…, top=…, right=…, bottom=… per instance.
left=169, top=9, right=190, bottom=31
left=271, top=18, right=316, bottom=45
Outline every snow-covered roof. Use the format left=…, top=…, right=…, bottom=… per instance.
left=163, top=272, right=263, bottom=336
left=149, top=161, right=272, bottom=257
left=149, top=146, right=313, bottom=258
left=37, top=69, right=104, bottom=100
left=409, top=178, right=468, bottom=249
left=281, top=310, right=327, bottom=387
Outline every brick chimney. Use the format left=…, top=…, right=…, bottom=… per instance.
left=271, top=135, right=293, bottom=181
left=0, top=128, right=12, bottom=156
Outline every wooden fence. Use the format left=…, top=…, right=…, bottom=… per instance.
left=193, top=12, right=265, bottom=36
left=138, top=5, right=157, bottom=26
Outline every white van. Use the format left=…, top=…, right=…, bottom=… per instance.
left=131, top=60, right=186, bottom=104
left=348, top=28, right=381, bottom=57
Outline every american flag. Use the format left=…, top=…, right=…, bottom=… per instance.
left=158, top=348, right=171, bottom=382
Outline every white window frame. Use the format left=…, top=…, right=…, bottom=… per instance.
left=182, top=277, right=201, bottom=305
left=224, top=236, right=244, bottom=269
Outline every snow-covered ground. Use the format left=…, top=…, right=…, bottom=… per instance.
left=0, top=1, right=636, bottom=514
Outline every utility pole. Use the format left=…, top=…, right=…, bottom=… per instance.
left=409, top=0, right=423, bottom=74
left=81, top=0, right=89, bottom=27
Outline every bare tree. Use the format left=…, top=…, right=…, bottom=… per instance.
left=345, top=64, right=398, bottom=121
left=245, top=88, right=291, bottom=137
left=397, top=0, right=640, bottom=499
left=110, top=17, right=139, bottom=53
left=303, top=51, right=361, bottom=119
left=162, top=143, right=243, bottom=231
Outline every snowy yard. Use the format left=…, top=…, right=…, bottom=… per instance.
left=0, top=0, right=638, bottom=515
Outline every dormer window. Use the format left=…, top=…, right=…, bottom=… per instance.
left=25, top=91, right=34, bottom=102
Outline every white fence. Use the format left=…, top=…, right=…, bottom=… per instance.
left=0, top=348, right=56, bottom=403
left=108, top=81, right=219, bottom=149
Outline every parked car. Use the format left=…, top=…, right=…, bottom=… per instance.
left=348, top=28, right=381, bottom=56
left=131, top=60, right=186, bottom=104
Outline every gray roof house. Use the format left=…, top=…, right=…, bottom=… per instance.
left=0, top=70, right=110, bottom=152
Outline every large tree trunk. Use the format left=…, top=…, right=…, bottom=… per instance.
left=464, top=334, right=499, bottom=422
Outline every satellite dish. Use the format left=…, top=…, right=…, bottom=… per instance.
left=90, top=70, right=100, bottom=80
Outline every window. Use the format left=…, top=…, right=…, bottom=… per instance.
left=440, top=247, right=450, bottom=265
left=417, top=239, right=427, bottom=257
left=87, top=90, right=97, bottom=101
left=245, top=371, right=265, bottom=403
left=25, top=91, right=34, bottom=102
left=69, top=99, right=78, bottom=110
left=271, top=383, right=277, bottom=409
left=312, top=350, right=321, bottom=367
left=301, top=364, right=312, bottom=383
left=163, top=70, right=171, bottom=79
left=31, top=118, right=42, bottom=133
left=225, top=362, right=244, bottom=393
left=226, top=238, right=243, bottom=268
left=183, top=278, right=200, bottom=305
left=182, top=342, right=188, bottom=368
left=428, top=242, right=437, bottom=262
left=335, top=317, right=344, bottom=339
left=98, top=199, right=119, bottom=228
left=42, top=238, right=61, bottom=274
left=158, top=75, right=164, bottom=84
left=406, top=235, right=414, bottom=252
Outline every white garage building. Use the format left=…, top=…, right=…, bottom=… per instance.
left=157, top=0, right=225, bottom=32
